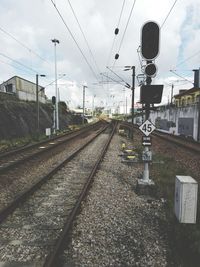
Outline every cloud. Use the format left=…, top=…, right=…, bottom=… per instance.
left=0, top=0, right=199, bottom=108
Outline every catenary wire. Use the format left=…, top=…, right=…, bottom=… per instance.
left=0, top=26, right=51, bottom=66
left=106, top=66, right=130, bottom=87
left=50, top=0, right=99, bottom=82
left=160, top=0, right=178, bottom=28
left=112, top=0, right=137, bottom=68
left=0, top=53, right=38, bottom=74
left=106, top=0, right=126, bottom=66
left=0, top=58, right=34, bottom=76
left=100, top=72, right=126, bottom=87
left=67, top=0, right=101, bottom=74
left=170, top=70, right=193, bottom=85
left=176, top=49, right=200, bottom=67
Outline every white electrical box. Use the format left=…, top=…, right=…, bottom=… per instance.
left=174, top=175, right=198, bottom=224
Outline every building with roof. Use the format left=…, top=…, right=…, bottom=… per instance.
left=0, top=76, right=46, bottom=103
left=174, top=87, right=200, bottom=107
left=173, top=69, right=200, bottom=107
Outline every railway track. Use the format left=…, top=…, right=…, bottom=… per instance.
left=0, top=121, right=117, bottom=266
left=119, top=121, right=200, bottom=154
left=0, top=121, right=105, bottom=174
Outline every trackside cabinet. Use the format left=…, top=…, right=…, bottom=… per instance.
left=174, top=175, right=198, bottom=224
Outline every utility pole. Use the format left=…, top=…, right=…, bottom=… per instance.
left=124, top=66, right=135, bottom=138
left=92, top=94, right=96, bottom=118
left=51, top=38, right=60, bottom=131
left=171, top=84, right=174, bottom=104
left=82, top=85, right=87, bottom=124
left=36, top=74, right=45, bottom=134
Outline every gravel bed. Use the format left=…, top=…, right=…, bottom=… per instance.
left=0, top=127, right=102, bottom=210
left=0, top=130, right=111, bottom=264
left=63, top=133, right=174, bottom=267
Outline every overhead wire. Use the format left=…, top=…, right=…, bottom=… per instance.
left=50, top=0, right=99, bottom=82
left=67, top=0, right=101, bottom=74
left=170, top=70, right=193, bottom=84
left=160, top=0, right=178, bottom=29
left=176, top=49, right=200, bottom=67
left=106, top=66, right=130, bottom=87
left=112, top=0, right=137, bottom=68
left=106, top=0, right=126, bottom=67
left=100, top=72, right=125, bottom=87
left=0, top=58, right=34, bottom=75
left=0, top=52, right=38, bottom=74
left=0, top=26, right=51, bottom=65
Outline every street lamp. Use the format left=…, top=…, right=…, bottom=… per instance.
left=51, top=38, right=60, bottom=131
left=36, top=74, right=46, bottom=133
left=124, top=66, right=135, bottom=138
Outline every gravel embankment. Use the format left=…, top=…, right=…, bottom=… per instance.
left=0, top=130, right=111, bottom=263
left=0, top=128, right=101, bottom=210
left=63, top=133, right=174, bottom=267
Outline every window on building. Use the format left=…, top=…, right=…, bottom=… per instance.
left=5, top=84, right=13, bottom=93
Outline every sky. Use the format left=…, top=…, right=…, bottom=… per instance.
left=0, top=0, right=200, bottom=111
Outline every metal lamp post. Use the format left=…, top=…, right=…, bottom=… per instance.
left=51, top=38, right=60, bottom=131
left=36, top=74, right=46, bottom=133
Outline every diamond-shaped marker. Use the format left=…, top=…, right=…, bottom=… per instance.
left=139, top=120, right=156, bottom=136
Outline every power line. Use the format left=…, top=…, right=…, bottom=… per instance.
left=67, top=0, right=101, bottom=74
left=161, top=0, right=178, bottom=29
left=106, top=0, right=126, bottom=66
left=100, top=72, right=125, bottom=87
left=0, top=52, right=38, bottom=73
left=112, top=0, right=137, bottom=68
left=106, top=66, right=130, bottom=88
left=176, top=49, right=200, bottom=67
left=170, top=70, right=193, bottom=85
left=0, top=58, right=34, bottom=75
left=50, top=0, right=99, bottom=82
left=0, top=26, right=51, bottom=65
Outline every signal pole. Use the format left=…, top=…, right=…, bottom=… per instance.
left=138, top=21, right=162, bottom=188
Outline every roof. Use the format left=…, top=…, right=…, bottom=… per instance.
left=1, top=76, right=44, bottom=88
left=174, top=87, right=200, bottom=98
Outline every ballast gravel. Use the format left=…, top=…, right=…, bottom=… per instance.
left=63, top=134, right=174, bottom=267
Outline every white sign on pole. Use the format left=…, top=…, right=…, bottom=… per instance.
left=46, top=128, right=51, bottom=136
left=139, top=120, right=156, bottom=136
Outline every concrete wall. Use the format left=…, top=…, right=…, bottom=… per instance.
left=137, top=104, right=200, bottom=141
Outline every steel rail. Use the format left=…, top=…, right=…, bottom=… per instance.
left=0, top=120, right=103, bottom=159
left=43, top=121, right=118, bottom=267
left=0, top=121, right=105, bottom=174
left=0, top=123, right=109, bottom=224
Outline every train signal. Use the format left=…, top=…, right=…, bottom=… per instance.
left=52, top=96, right=56, bottom=105
left=144, top=63, right=157, bottom=77
left=141, top=21, right=160, bottom=60
left=140, top=84, right=163, bottom=104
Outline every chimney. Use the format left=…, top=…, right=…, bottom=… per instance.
left=193, top=69, right=200, bottom=88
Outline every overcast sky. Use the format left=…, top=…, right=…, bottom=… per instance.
left=0, top=0, right=200, bottom=110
